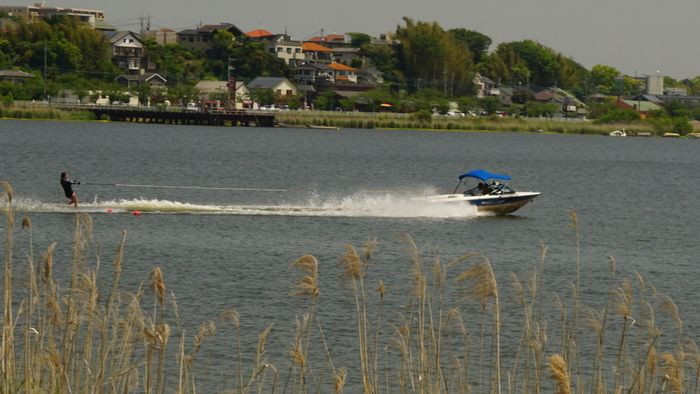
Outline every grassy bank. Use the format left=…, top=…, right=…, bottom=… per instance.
left=0, top=105, right=94, bottom=121
left=1, top=182, right=696, bottom=393
left=276, top=111, right=657, bottom=135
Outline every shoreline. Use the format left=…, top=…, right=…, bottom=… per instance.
left=3, top=105, right=698, bottom=137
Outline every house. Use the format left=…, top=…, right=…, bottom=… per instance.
left=301, top=42, right=333, bottom=64
left=328, top=62, right=358, bottom=83
left=617, top=99, right=662, bottom=118
left=306, top=34, right=348, bottom=48
left=248, top=77, right=297, bottom=97
left=105, top=31, right=145, bottom=74
left=266, top=38, right=304, bottom=65
left=115, top=73, right=167, bottom=88
left=533, top=87, right=585, bottom=110
left=357, top=65, right=384, bottom=85
left=143, top=28, right=177, bottom=45
left=0, top=69, right=33, bottom=84
left=194, top=80, right=249, bottom=101
left=177, top=23, right=243, bottom=51
left=296, top=62, right=334, bottom=92
left=0, top=4, right=105, bottom=28
left=246, top=29, right=275, bottom=40
left=332, top=47, right=361, bottom=66
left=474, top=73, right=498, bottom=98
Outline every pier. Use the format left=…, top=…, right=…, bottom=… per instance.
left=87, top=107, right=275, bottom=127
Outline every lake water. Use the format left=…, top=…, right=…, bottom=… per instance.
left=1, top=119, right=699, bottom=391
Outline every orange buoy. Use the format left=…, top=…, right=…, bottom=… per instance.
left=106, top=209, right=113, bottom=213
left=132, top=210, right=142, bottom=216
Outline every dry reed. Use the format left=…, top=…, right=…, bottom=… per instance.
left=1, top=183, right=698, bottom=393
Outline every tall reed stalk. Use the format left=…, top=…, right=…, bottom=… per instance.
left=1, top=181, right=699, bottom=393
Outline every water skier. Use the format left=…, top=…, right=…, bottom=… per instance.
left=60, top=172, right=80, bottom=207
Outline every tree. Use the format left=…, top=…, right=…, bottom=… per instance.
left=395, top=18, right=474, bottom=95
left=249, top=88, right=276, bottom=106
left=479, top=96, right=501, bottom=114
left=448, top=28, right=492, bottom=64
left=313, top=91, right=336, bottom=110
left=590, top=64, right=620, bottom=95
left=348, top=32, right=372, bottom=49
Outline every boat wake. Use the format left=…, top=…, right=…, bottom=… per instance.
left=13, top=192, right=481, bottom=219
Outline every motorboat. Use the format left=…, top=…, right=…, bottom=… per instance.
left=427, top=169, right=540, bottom=215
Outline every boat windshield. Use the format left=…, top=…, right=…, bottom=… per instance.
left=462, top=180, right=516, bottom=196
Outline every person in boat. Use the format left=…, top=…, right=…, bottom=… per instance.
left=478, top=182, right=491, bottom=195
left=60, top=172, right=80, bottom=207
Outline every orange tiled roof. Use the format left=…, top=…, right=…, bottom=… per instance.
left=308, top=34, right=345, bottom=42
left=329, top=62, right=357, bottom=72
left=302, top=42, right=333, bottom=52
left=246, top=29, right=274, bottom=38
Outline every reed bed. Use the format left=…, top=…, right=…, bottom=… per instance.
left=0, top=105, right=93, bottom=121
left=276, top=112, right=655, bottom=135
left=1, top=182, right=697, bottom=393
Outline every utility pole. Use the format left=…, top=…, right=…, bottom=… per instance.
left=227, top=57, right=236, bottom=107
left=43, top=45, right=47, bottom=102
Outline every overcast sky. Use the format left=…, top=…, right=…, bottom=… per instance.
left=48, top=0, right=700, bottom=78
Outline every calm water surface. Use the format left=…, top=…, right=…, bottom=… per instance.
left=1, top=119, right=698, bottom=390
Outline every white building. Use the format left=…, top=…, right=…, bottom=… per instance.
left=646, top=74, right=663, bottom=95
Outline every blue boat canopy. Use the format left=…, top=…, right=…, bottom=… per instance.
left=458, top=169, right=512, bottom=182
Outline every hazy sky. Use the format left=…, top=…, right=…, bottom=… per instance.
left=48, top=0, right=700, bottom=78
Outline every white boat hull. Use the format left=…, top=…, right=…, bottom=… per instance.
left=426, top=191, right=541, bottom=215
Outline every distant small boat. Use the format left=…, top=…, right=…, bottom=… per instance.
left=609, top=129, right=626, bottom=137
left=663, top=132, right=681, bottom=138
left=689, top=133, right=700, bottom=139
left=307, top=125, right=340, bottom=130
left=635, top=132, right=652, bottom=137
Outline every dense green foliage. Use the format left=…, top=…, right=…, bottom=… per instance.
left=0, top=14, right=699, bottom=130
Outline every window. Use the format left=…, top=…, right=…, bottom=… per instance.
left=286, top=47, right=291, bottom=54
left=202, top=36, right=209, bottom=42
left=286, top=90, right=293, bottom=96
left=277, top=47, right=283, bottom=52
left=295, top=48, right=301, bottom=53
left=189, top=36, right=194, bottom=42
left=276, top=89, right=282, bottom=95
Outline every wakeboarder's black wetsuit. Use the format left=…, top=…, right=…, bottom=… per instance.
left=61, top=178, right=77, bottom=198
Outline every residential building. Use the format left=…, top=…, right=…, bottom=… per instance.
left=357, top=65, right=384, bottom=85
left=306, top=34, right=349, bottom=48
left=115, top=73, right=167, bottom=88
left=664, top=87, right=688, bottom=96
left=332, top=47, right=361, bottom=66
left=533, top=87, right=586, bottom=116
left=246, top=29, right=275, bottom=40
left=266, top=38, right=304, bottom=65
left=617, top=98, right=662, bottom=118
left=328, top=62, right=358, bottom=83
left=296, top=62, right=334, bottom=90
left=177, top=23, right=243, bottom=51
left=248, top=77, right=297, bottom=97
left=105, top=31, right=145, bottom=74
left=473, top=73, right=498, bottom=98
left=143, top=28, right=177, bottom=45
left=301, top=42, right=333, bottom=64
left=194, top=80, right=249, bottom=101
left=0, top=4, right=105, bottom=28
left=0, top=69, right=33, bottom=84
